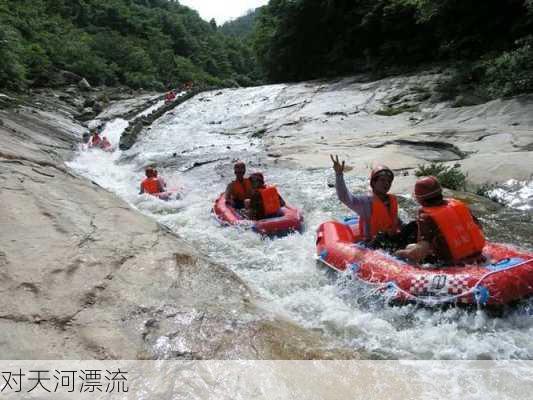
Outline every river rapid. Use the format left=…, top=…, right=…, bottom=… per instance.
left=67, top=82, right=533, bottom=361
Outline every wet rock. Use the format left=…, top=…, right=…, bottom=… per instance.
left=93, top=101, right=104, bottom=114
left=368, top=139, right=467, bottom=162
left=0, top=93, right=16, bottom=109
left=1, top=100, right=361, bottom=360
left=83, top=97, right=95, bottom=108
left=78, top=78, right=92, bottom=91
left=78, top=107, right=95, bottom=121
left=118, top=88, right=204, bottom=150
left=443, top=188, right=503, bottom=215
left=59, top=70, right=82, bottom=85
left=65, top=86, right=78, bottom=95
left=324, top=111, right=348, bottom=117
left=452, top=93, right=486, bottom=108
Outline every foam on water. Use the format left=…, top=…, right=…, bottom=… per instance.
left=138, top=100, right=165, bottom=117
left=66, top=87, right=533, bottom=363
left=487, top=179, right=533, bottom=211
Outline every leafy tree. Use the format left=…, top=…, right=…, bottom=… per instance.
left=251, top=0, right=533, bottom=98
left=220, top=8, right=261, bottom=38
left=23, top=43, right=52, bottom=85
left=0, top=24, right=26, bottom=89
left=0, top=0, right=261, bottom=90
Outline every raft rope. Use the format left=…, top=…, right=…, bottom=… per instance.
left=318, top=256, right=533, bottom=306
left=366, top=257, right=533, bottom=306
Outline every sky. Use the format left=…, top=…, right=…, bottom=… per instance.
left=179, top=0, right=269, bottom=25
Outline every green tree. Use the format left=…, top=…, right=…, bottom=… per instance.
left=0, top=0, right=261, bottom=90
left=0, top=24, right=26, bottom=89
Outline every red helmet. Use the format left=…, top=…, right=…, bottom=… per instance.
left=145, top=167, right=155, bottom=178
left=414, top=176, right=442, bottom=201
left=370, top=165, right=394, bottom=184
left=234, top=161, right=246, bottom=173
left=250, top=172, right=264, bottom=185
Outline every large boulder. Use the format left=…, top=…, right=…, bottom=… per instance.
left=78, top=78, right=92, bottom=91
left=0, top=100, right=361, bottom=360
left=78, top=107, right=95, bottom=121
left=59, top=70, right=82, bottom=85
left=0, top=93, right=16, bottom=109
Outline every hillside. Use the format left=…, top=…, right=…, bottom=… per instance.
left=0, top=0, right=261, bottom=90
left=220, top=8, right=262, bottom=38
left=252, top=0, right=533, bottom=100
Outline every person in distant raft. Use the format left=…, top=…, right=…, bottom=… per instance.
left=330, top=154, right=416, bottom=250
left=165, top=90, right=176, bottom=103
left=225, top=161, right=252, bottom=209
left=140, top=167, right=164, bottom=195
left=395, top=176, right=485, bottom=265
left=245, top=172, right=286, bottom=220
left=80, top=132, right=91, bottom=150
left=99, top=136, right=112, bottom=151
left=153, top=168, right=167, bottom=191
left=89, top=129, right=102, bottom=148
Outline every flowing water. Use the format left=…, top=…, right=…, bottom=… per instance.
left=487, top=180, right=533, bottom=211
left=67, top=86, right=533, bottom=361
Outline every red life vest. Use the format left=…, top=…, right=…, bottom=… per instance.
left=100, top=138, right=111, bottom=149
left=361, top=194, right=399, bottom=239
left=421, top=199, right=485, bottom=262
left=141, top=177, right=161, bottom=195
left=231, top=178, right=252, bottom=201
left=259, top=186, right=281, bottom=216
left=91, top=134, right=101, bottom=146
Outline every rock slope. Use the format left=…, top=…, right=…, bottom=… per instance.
left=0, top=91, right=359, bottom=359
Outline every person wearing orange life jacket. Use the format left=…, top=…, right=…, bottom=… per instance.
left=140, top=167, right=164, bottom=195
left=225, top=161, right=253, bottom=209
left=165, top=90, right=176, bottom=103
left=245, top=172, right=286, bottom=220
left=89, top=129, right=102, bottom=148
left=99, top=136, right=112, bottom=151
left=153, top=169, right=167, bottom=191
left=395, top=176, right=485, bottom=265
left=331, top=154, right=404, bottom=241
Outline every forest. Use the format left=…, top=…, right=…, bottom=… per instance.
left=0, top=0, right=260, bottom=90
left=1, top=0, right=532, bottom=99
left=252, top=0, right=533, bottom=98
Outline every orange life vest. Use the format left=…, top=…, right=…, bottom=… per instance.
left=259, top=186, right=282, bottom=216
left=361, top=194, right=399, bottom=239
left=421, top=199, right=485, bottom=262
left=141, top=177, right=161, bottom=194
left=100, top=138, right=111, bottom=149
left=231, top=178, right=252, bottom=201
left=91, top=134, right=101, bottom=146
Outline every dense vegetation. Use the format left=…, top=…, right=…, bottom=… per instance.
left=2, top=0, right=532, bottom=99
left=0, top=0, right=260, bottom=90
left=252, top=0, right=533, bottom=97
left=415, top=163, right=466, bottom=191
left=220, top=9, right=261, bottom=38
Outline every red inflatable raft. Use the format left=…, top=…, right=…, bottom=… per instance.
left=316, top=219, right=533, bottom=307
left=213, top=194, right=303, bottom=236
left=145, top=189, right=180, bottom=201
left=87, top=142, right=113, bottom=152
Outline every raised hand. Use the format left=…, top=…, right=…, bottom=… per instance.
left=330, top=154, right=345, bottom=175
